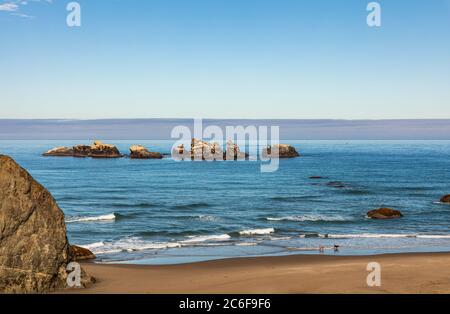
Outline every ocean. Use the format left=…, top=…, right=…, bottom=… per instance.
left=1, top=140, right=450, bottom=264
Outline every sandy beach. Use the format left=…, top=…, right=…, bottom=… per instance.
left=64, top=252, right=450, bottom=294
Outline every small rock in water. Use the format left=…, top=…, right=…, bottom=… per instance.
left=367, top=208, right=403, bottom=219
left=440, top=195, right=450, bottom=203
left=129, top=145, right=163, bottom=159
left=262, top=144, right=300, bottom=158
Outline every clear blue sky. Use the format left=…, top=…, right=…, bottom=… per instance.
left=1, top=0, right=449, bottom=119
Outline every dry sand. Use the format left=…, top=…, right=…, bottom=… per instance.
left=64, top=252, right=450, bottom=294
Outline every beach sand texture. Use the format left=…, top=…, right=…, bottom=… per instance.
left=64, top=252, right=450, bottom=294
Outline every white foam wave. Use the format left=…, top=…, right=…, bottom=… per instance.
left=181, top=234, right=231, bottom=243
left=83, top=234, right=233, bottom=255
left=66, top=213, right=116, bottom=223
left=235, top=242, right=258, bottom=246
left=239, top=228, right=275, bottom=236
left=196, top=215, right=219, bottom=222
left=320, top=233, right=450, bottom=239
left=80, top=241, right=105, bottom=250
left=267, top=215, right=348, bottom=222
left=82, top=237, right=182, bottom=255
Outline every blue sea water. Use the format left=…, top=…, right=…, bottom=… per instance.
left=1, top=140, right=450, bottom=264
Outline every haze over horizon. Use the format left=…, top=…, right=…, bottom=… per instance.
left=2, top=119, right=450, bottom=140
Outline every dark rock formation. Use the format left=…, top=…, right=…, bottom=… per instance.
left=309, top=176, right=326, bottom=179
left=0, top=155, right=92, bottom=293
left=440, top=195, right=450, bottom=203
left=262, top=144, right=300, bottom=158
left=129, top=145, right=163, bottom=159
left=69, top=245, right=96, bottom=261
left=367, top=208, right=403, bottom=219
left=43, top=140, right=122, bottom=158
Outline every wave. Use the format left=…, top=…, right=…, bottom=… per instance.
left=195, top=215, right=219, bottom=222
left=316, top=233, right=450, bottom=239
left=270, top=196, right=318, bottom=202
left=342, top=189, right=371, bottom=195
left=172, top=202, right=210, bottom=210
left=239, top=228, right=275, bottom=236
left=181, top=234, right=231, bottom=243
left=66, top=213, right=117, bottom=223
left=267, top=215, right=349, bottom=222
left=109, top=202, right=158, bottom=209
left=81, top=241, right=105, bottom=249
left=79, top=238, right=182, bottom=255
left=433, top=201, right=450, bottom=205
left=78, top=234, right=231, bottom=255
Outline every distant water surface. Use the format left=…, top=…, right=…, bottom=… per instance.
left=1, top=140, right=450, bottom=264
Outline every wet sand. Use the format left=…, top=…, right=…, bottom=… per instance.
left=61, top=252, right=450, bottom=294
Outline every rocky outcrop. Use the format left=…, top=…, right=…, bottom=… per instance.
left=224, top=140, right=248, bottom=160
left=191, top=138, right=222, bottom=160
left=69, top=245, right=96, bottom=261
left=43, top=140, right=122, bottom=158
left=367, top=208, right=403, bottom=219
left=42, top=146, right=74, bottom=157
left=440, top=195, right=450, bottom=203
left=0, top=155, right=92, bottom=293
left=262, top=144, right=300, bottom=158
left=129, top=145, right=163, bottom=159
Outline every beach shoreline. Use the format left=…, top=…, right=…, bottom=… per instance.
left=62, top=252, right=450, bottom=294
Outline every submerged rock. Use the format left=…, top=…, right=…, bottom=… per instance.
left=0, top=155, right=93, bottom=293
left=367, top=208, right=403, bottom=219
left=43, top=140, right=122, bottom=158
left=69, top=245, right=96, bottom=261
left=129, top=145, right=163, bottom=159
left=440, top=195, right=450, bottom=203
left=326, top=181, right=347, bottom=188
left=262, top=144, right=300, bottom=158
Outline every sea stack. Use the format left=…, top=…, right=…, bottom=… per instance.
left=190, top=138, right=222, bottom=160
left=263, top=144, right=300, bottom=158
left=0, top=155, right=92, bottom=293
left=43, top=140, right=122, bottom=158
left=366, top=208, right=403, bottom=219
left=129, top=145, right=163, bottom=159
left=224, top=140, right=248, bottom=160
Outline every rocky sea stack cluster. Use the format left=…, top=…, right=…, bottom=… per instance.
left=0, top=155, right=94, bottom=293
left=44, top=139, right=301, bottom=161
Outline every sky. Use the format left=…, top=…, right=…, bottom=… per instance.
left=0, top=0, right=449, bottom=119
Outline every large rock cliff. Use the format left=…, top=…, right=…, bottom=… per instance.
left=0, top=155, right=91, bottom=293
